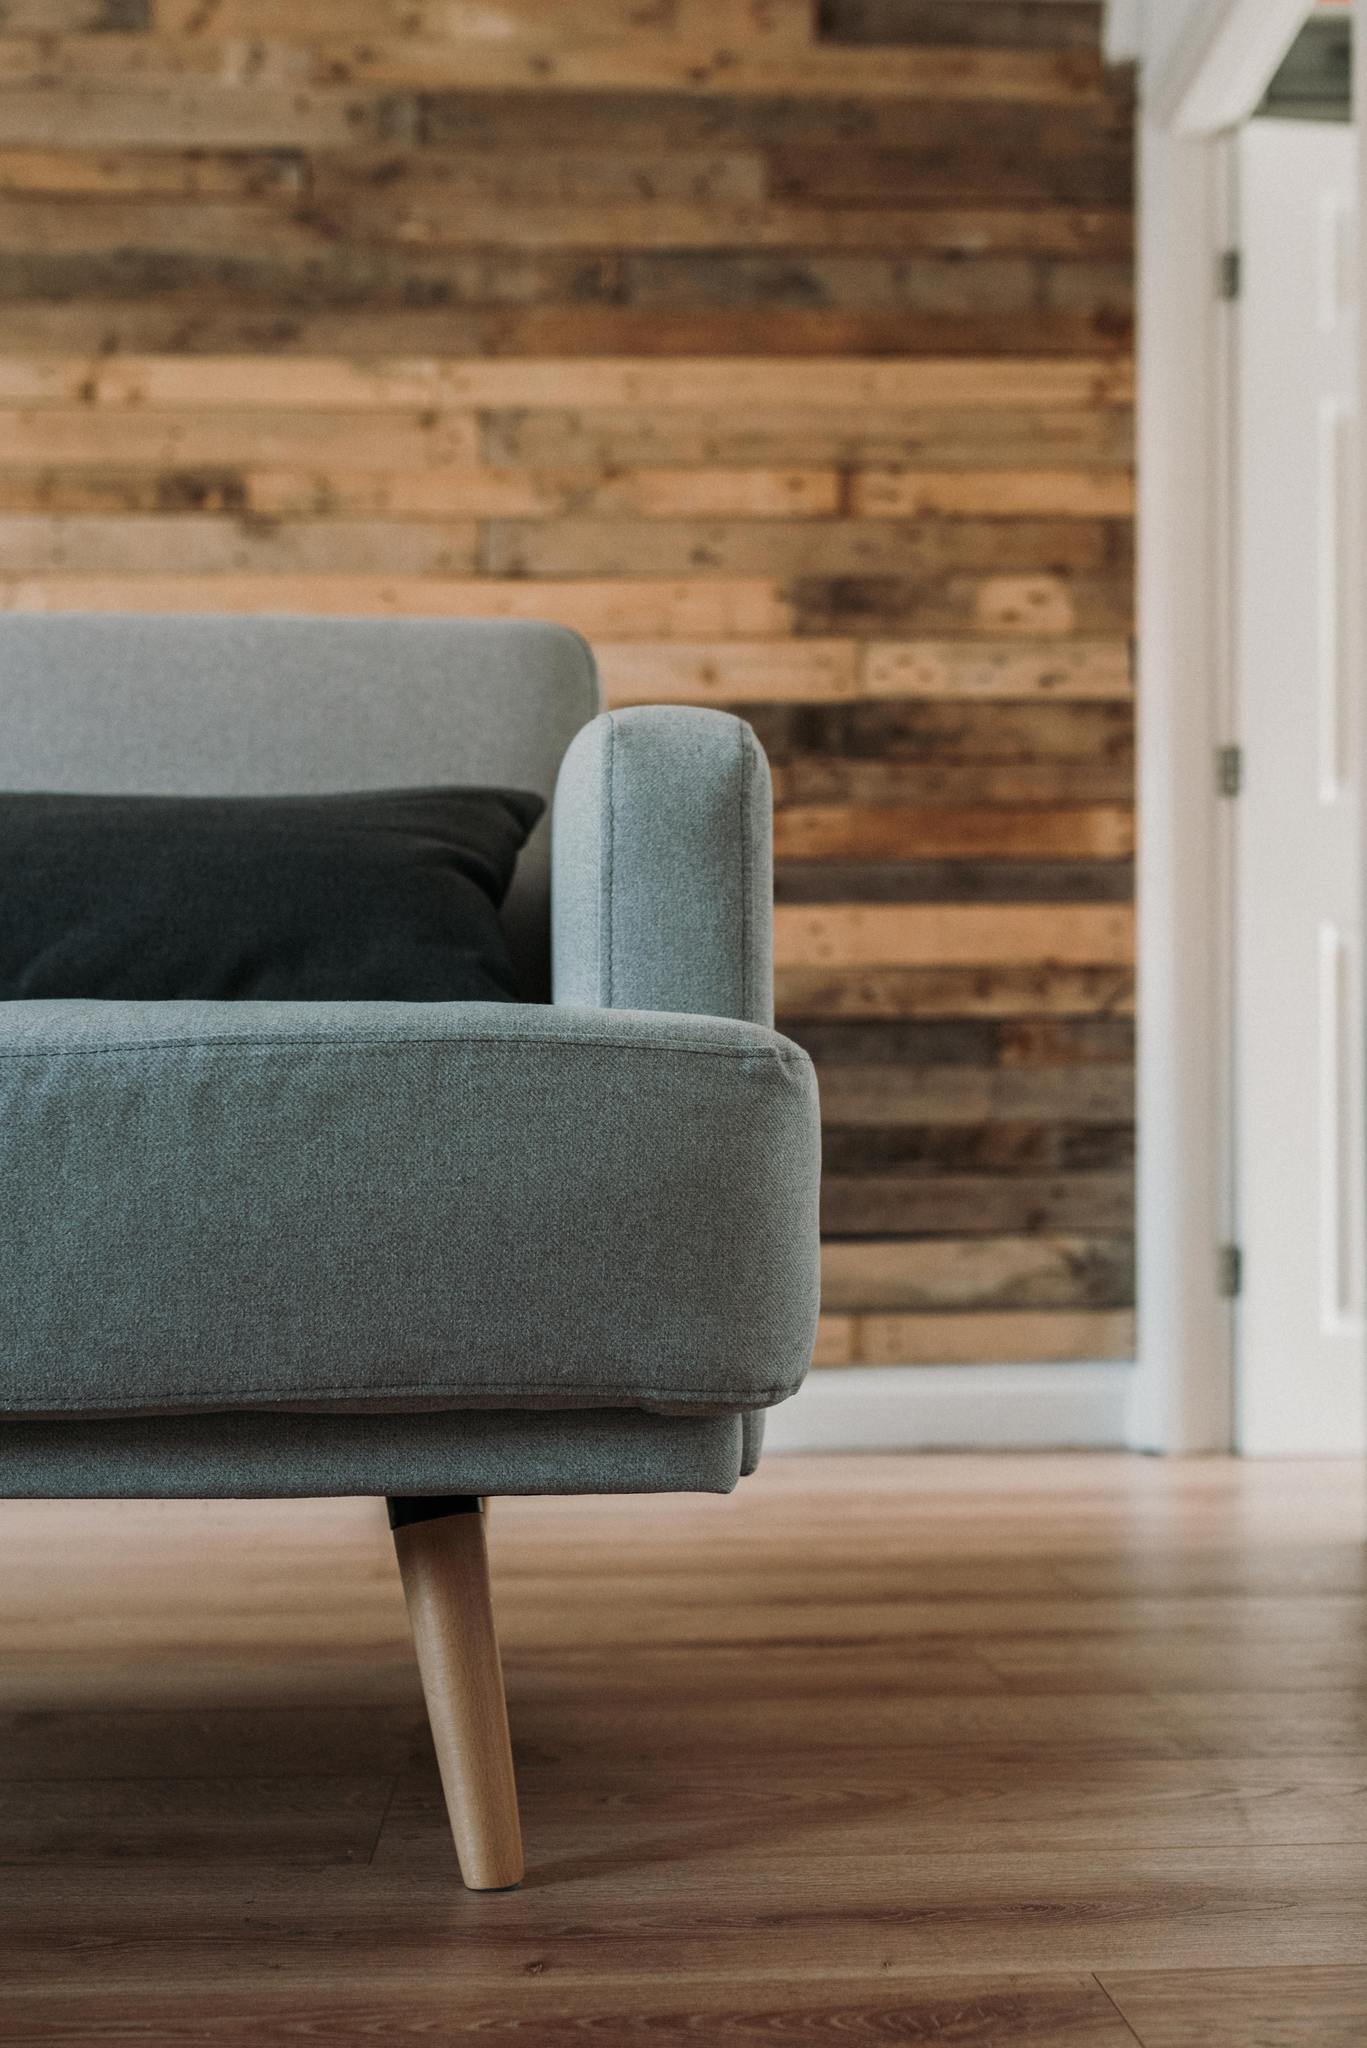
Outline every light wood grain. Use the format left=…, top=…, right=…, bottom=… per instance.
left=775, top=803, right=1134, bottom=860
left=862, top=638, right=1132, bottom=700
left=851, top=466, right=1134, bottom=517
left=773, top=902, right=1134, bottom=969
left=1101, top=1968, right=1367, bottom=2047
left=238, top=465, right=844, bottom=520
left=814, top=1307, right=1136, bottom=1362
left=0, top=353, right=1134, bottom=411
left=0, top=33, right=1117, bottom=103
left=600, top=637, right=860, bottom=704
left=820, top=1233, right=1132, bottom=1310
left=0, top=575, right=793, bottom=636
left=392, top=1507, right=523, bottom=1892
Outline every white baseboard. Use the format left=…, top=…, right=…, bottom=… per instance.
left=762, top=1363, right=1133, bottom=1453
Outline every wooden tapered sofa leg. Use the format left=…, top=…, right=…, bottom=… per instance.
left=388, top=1496, right=524, bottom=1891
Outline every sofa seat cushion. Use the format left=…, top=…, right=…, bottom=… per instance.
left=0, top=1000, right=819, bottom=1421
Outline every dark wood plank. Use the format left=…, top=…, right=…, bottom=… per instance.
left=775, top=857, right=1134, bottom=901
left=819, top=0, right=1108, bottom=53
left=821, top=1169, right=1133, bottom=1234
left=775, top=962, right=1135, bottom=1018
left=818, top=1121, right=1135, bottom=1173
left=784, top=1016, right=1135, bottom=1064
left=0, top=1979, right=1143, bottom=2046
left=814, top=1060, right=1134, bottom=1123
left=754, top=699, right=1135, bottom=764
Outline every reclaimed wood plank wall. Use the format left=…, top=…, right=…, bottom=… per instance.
left=0, top=0, right=1136, bottom=1371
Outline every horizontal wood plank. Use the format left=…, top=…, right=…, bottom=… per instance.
left=249, top=465, right=844, bottom=520
left=771, top=760, right=1134, bottom=806
left=773, top=902, right=1134, bottom=968
left=0, top=464, right=843, bottom=520
left=820, top=1233, right=1134, bottom=1311
left=0, top=513, right=481, bottom=575
left=786, top=1017, right=1136, bottom=1066
left=862, top=638, right=1131, bottom=699
left=753, top=698, right=1134, bottom=764
left=0, top=86, right=412, bottom=149
left=483, top=403, right=1134, bottom=467
left=0, top=407, right=481, bottom=469
left=480, top=515, right=1116, bottom=578
left=773, top=857, right=1133, bottom=902
left=775, top=963, right=1135, bottom=1017
left=1100, top=1968, right=1367, bottom=2048
left=816, top=1061, right=1134, bottom=1125
left=793, top=570, right=1133, bottom=636
left=303, top=193, right=1133, bottom=255
left=0, top=353, right=1134, bottom=411
left=850, top=465, right=1133, bottom=517
left=600, top=638, right=860, bottom=704
left=820, top=1170, right=1134, bottom=1236
left=774, top=802, right=1133, bottom=859
left=153, top=0, right=819, bottom=40
left=0, top=575, right=793, bottom=635
left=0, top=33, right=1118, bottom=102
left=813, top=1306, right=1136, bottom=1362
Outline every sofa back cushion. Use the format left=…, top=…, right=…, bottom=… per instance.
left=0, top=615, right=601, bottom=997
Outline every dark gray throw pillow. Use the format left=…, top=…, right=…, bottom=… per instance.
left=0, top=787, right=544, bottom=1002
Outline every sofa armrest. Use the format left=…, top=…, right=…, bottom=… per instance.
left=551, top=706, right=773, bottom=1026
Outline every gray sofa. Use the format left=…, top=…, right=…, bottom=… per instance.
left=0, top=614, right=822, bottom=1887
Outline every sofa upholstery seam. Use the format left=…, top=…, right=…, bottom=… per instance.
left=9, top=1381, right=806, bottom=1417
left=738, top=717, right=751, bottom=1022
left=602, top=710, right=616, bottom=1006
left=0, top=1034, right=810, bottom=1067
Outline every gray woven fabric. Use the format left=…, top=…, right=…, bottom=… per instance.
left=0, top=613, right=600, bottom=998
left=0, top=1407, right=746, bottom=1499
left=0, top=999, right=820, bottom=1421
left=740, top=1409, right=766, bottom=1476
left=0, top=617, right=814, bottom=1499
left=552, top=705, right=783, bottom=1465
left=552, top=706, right=774, bottom=1027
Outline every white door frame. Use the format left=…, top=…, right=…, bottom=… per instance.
left=1231, top=115, right=1364, bottom=1454
left=1125, top=0, right=1328, bottom=1450
left=1129, top=113, right=1237, bottom=1450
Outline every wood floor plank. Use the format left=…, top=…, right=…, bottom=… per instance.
left=2, top=1843, right=1365, bottom=1977
left=1, top=1461, right=1362, bottom=2033
left=0, top=1775, right=393, bottom=1866
left=1100, top=1967, right=1367, bottom=2048
left=0, top=1975, right=1139, bottom=2047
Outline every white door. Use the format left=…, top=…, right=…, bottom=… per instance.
left=1235, top=117, right=1365, bottom=1454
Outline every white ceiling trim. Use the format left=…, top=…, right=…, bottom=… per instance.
left=1149, top=0, right=1314, bottom=134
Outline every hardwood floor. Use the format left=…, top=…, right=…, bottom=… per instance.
left=0, top=1454, right=1363, bottom=2045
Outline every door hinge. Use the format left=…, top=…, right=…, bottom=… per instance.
left=1218, top=248, right=1241, bottom=300
left=1216, top=744, right=1243, bottom=796
left=1218, top=1243, right=1243, bottom=1299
